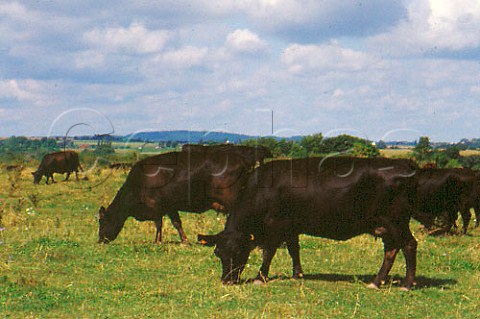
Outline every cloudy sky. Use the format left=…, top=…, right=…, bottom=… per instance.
left=1, top=0, right=480, bottom=141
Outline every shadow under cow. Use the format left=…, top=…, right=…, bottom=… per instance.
left=250, top=273, right=457, bottom=290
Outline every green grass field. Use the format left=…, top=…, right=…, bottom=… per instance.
left=0, top=165, right=479, bottom=318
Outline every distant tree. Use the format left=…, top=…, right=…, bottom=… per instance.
left=275, top=139, right=300, bottom=158
left=376, top=140, right=387, bottom=150
left=459, top=155, right=480, bottom=170
left=413, top=136, right=433, bottom=164
left=319, top=134, right=375, bottom=155
left=241, top=137, right=281, bottom=157
left=444, top=145, right=461, bottom=160
left=299, top=133, right=323, bottom=155
left=351, top=142, right=380, bottom=158
left=431, top=151, right=456, bottom=168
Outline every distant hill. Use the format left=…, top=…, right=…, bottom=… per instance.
left=124, top=130, right=256, bottom=143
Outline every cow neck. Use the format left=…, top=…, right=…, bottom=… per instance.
left=107, top=183, right=132, bottom=221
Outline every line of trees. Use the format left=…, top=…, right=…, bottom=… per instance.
left=2, top=134, right=480, bottom=169
left=240, top=133, right=380, bottom=158
left=412, top=136, right=480, bottom=169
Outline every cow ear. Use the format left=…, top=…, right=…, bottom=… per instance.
left=99, top=206, right=106, bottom=219
left=197, top=234, right=218, bottom=246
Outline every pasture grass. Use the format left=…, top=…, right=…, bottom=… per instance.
left=0, top=166, right=479, bottom=318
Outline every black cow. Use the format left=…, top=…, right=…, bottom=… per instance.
left=460, top=170, right=480, bottom=231
left=199, top=157, right=419, bottom=290
left=32, top=151, right=82, bottom=184
left=98, top=144, right=272, bottom=243
left=413, top=168, right=479, bottom=235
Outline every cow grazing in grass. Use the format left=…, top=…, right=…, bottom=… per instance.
left=198, top=157, right=419, bottom=290
left=413, top=168, right=480, bottom=235
left=32, top=151, right=82, bottom=184
left=98, top=144, right=272, bottom=243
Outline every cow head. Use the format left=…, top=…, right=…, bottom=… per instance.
left=198, top=231, right=255, bottom=284
left=32, top=171, right=42, bottom=184
left=98, top=206, right=124, bottom=243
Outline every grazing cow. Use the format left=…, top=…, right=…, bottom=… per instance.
left=413, top=168, right=479, bottom=235
left=32, top=151, right=82, bottom=184
left=98, top=144, right=272, bottom=243
left=198, top=157, right=419, bottom=290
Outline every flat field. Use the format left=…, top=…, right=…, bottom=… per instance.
left=0, top=166, right=479, bottom=318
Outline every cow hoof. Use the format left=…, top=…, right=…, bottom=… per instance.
left=367, top=283, right=379, bottom=290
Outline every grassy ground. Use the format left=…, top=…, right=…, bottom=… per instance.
left=0, top=166, right=479, bottom=318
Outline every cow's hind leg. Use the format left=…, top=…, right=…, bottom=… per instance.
left=167, top=211, right=188, bottom=243
left=370, top=227, right=399, bottom=289
left=371, top=244, right=399, bottom=289
left=65, top=172, right=70, bottom=181
left=460, top=209, right=471, bottom=234
left=286, top=236, right=303, bottom=279
left=154, top=218, right=163, bottom=243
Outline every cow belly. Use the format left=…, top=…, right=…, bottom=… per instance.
left=302, top=220, right=369, bottom=241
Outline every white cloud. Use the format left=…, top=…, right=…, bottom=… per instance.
left=84, top=22, right=171, bottom=54
left=158, top=46, right=209, bottom=69
left=74, top=50, right=106, bottom=69
left=281, top=42, right=379, bottom=73
left=226, top=29, right=269, bottom=54
left=368, top=0, right=480, bottom=57
left=470, top=85, right=480, bottom=94
left=239, top=0, right=407, bottom=42
left=0, top=79, right=37, bottom=101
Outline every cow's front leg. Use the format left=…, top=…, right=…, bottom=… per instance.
left=46, top=174, right=53, bottom=184
left=254, top=246, right=278, bottom=284
left=65, top=172, right=71, bottom=181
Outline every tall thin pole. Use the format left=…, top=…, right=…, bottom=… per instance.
left=271, top=110, right=274, bottom=135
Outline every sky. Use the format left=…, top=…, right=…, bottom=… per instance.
left=1, top=0, right=480, bottom=142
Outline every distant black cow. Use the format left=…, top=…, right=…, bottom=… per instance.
left=413, top=168, right=479, bottom=235
left=32, top=151, right=82, bottom=184
left=199, top=157, right=419, bottom=290
left=98, top=144, right=272, bottom=243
